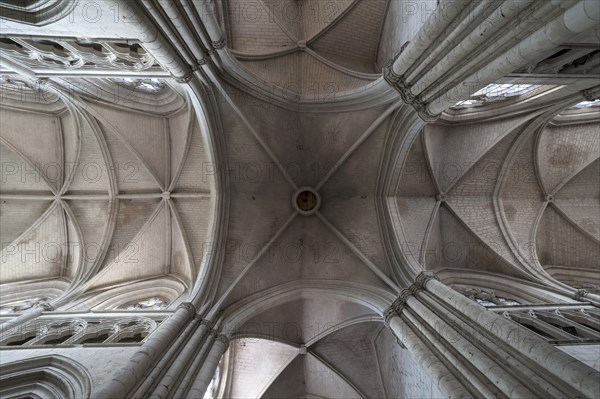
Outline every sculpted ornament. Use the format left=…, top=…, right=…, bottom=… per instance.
left=0, top=38, right=159, bottom=72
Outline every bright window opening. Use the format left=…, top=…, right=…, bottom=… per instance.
left=112, top=77, right=165, bottom=93
left=573, top=99, right=600, bottom=108
left=453, top=83, right=540, bottom=109
left=124, top=297, right=169, bottom=311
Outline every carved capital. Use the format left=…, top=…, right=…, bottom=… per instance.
left=384, top=289, right=414, bottom=325
left=200, top=319, right=214, bottom=329
left=37, top=300, right=54, bottom=311
left=383, top=61, right=402, bottom=87
left=216, top=333, right=230, bottom=349
left=212, top=37, right=226, bottom=50
left=383, top=306, right=398, bottom=326
left=399, top=287, right=416, bottom=303
left=582, top=87, right=600, bottom=102
left=414, top=271, right=439, bottom=289
left=575, top=289, right=588, bottom=301
left=382, top=53, right=440, bottom=123
left=413, top=100, right=440, bottom=123
left=175, top=71, right=194, bottom=84
left=177, top=302, right=196, bottom=316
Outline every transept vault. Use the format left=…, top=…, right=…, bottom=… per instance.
left=0, top=1, right=599, bottom=398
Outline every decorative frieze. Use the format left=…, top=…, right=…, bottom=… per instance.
left=0, top=38, right=163, bottom=72
left=0, top=315, right=164, bottom=346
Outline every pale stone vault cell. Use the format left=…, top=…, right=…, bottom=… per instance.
left=0, top=1, right=599, bottom=398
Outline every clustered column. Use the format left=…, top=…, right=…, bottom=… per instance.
left=384, top=272, right=600, bottom=399
left=97, top=303, right=230, bottom=399
left=384, top=0, right=600, bottom=120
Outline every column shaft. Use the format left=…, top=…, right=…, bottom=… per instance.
left=186, top=336, right=228, bottom=399
left=150, top=323, right=211, bottom=399
left=428, top=0, right=600, bottom=114
left=406, top=295, right=535, bottom=398
left=95, top=303, right=195, bottom=399
left=131, top=316, right=201, bottom=399
left=172, top=332, right=217, bottom=398
left=392, top=0, right=468, bottom=77
left=424, top=278, right=600, bottom=398
left=387, top=315, right=474, bottom=399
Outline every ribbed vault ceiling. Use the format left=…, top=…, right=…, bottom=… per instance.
left=0, top=78, right=215, bottom=310
left=394, top=109, right=600, bottom=289
left=225, top=0, right=387, bottom=97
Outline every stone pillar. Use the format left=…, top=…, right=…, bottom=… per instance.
left=384, top=0, right=600, bottom=120
left=384, top=272, right=600, bottom=399
left=427, top=0, right=600, bottom=115
left=96, top=302, right=196, bottom=399
left=130, top=315, right=202, bottom=399
left=186, top=334, right=229, bottom=398
left=385, top=312, right=475, bottom=399
left=171, top=326, right=217, bottom=398
left=391, top=0, right=467, bottom=77
left=195, top=0, right=226, bottom=50
left=149, top=319, right=213, bottom=399
left=424, top=275, right=600, bottom=398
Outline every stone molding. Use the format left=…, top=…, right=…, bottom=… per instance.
left=212, top=38, right=226, bottom=50
left=177, top=302, right=197, bottom=317
left=384, top=272, right=440, bottom=324
left=383, top=53, right=440, bottom=123
left=574, top=289, right=589, bottom=301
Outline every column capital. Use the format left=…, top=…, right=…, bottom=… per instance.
left=384, top=288, right=414, bottom=325
left=175, top=70, right=194, bottom=83
left=177, top=302, right=196, bottom=317
left=414, top=271, right=439, bottom=289
left=574, top=289, right=588, bottom=301
left=383, top=60, right=415, bottom=104
left=216, top=334, right=230, bottom=349
left=37, top=300, right=54, bottom=311
left=212, top=38, right=226, bottom=50
left=199, top=319, right=214, bottom=328
left=383, top=59, right=440, bottom=123
left=582, top=87, right=600, bottom=102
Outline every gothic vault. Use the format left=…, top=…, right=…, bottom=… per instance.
left=0, top=1, right=599, bottom=398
